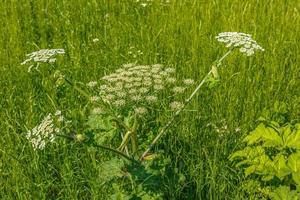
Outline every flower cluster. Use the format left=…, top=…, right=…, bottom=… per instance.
left=89, top=63, right=194, bottom=115
left=216, top=32, right=264, bottom=56
left=21, top=49, right=65, bottom=71
left=25, top=111, right=63, bottom=150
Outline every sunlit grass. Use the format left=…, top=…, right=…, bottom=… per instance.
left=0, top=0, right=299, bottom=199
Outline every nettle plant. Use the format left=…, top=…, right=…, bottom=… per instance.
left=230, top=102, right=300, bottom=199
left=22, top=32, right=264, bottom=199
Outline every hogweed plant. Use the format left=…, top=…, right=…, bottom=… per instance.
left=22, top=32, right=264, bottom=198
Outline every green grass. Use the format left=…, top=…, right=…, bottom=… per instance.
left=0, top=0, right=299, bottom=199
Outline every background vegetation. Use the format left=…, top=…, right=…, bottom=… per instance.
left=0, top=0, right=299, bottom=199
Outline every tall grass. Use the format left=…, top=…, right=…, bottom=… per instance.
left=0, top=0, right=299, bottom=199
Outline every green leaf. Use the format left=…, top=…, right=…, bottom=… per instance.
left=292, top=172, right=300, bottom=185
left=288, top=153, right=300, bottom=173
left=94, top=129, right=117, bottom=145
left=111, top=192, right=130, bottom=200
left=243, top=123, right=282, bottom=147
left=245, top=165, right=257, bottom=177
left=229, top=149, right=249, bottom=161
left=261, top=126, right=283, bottom=148
left=285, top=127, right=300, bottom=149
left=243, top=123, right=266, bottom=145
left=87, top=114, right=114, bottom=131
left=269, top=186, right=299, bottom=200
left=87, top=114, right=117, bottom=144
left=98, top=158, right=125, bottom=183
left=273, top=154, right=291, bottom=180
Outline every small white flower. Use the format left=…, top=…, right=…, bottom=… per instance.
left=235, top=127, right=241, bottom=132
left=170, top=101, right=184, bottom=111
left=91, top=96, right=100, bottom=102
left=87, top=81, right=97, bottom=88
left=153, top=84, right=164, bottom=91
left=93, top=38, right=99, bottom=43
left=166, top=77, right=176, bottom=84
left=172, top=86, right=186, bottom=94
left=165, top=68, right=176, bottom=73
left=113, top=99, right=126, bottom=107
left=134, top=107, right=148, bottom=116
left=92, top=107, right=103, bottom=115
left=54, top=110, right=62, bottom=116
left=139, top=87, right=149, bottom=94
left=57, top=116, right=64, bottom=122
left=116, top=91, right=127, bottom=98
left=145, top=95, right=158, bottom=103
left=123, top=63, right=135, bottom=68
left=183, top=79, right=194, bottom=85
left=105, top=94, right=115, bottom=101
left=128, top=88, right=138, bottom=94
left=131, top=95, right=143, bottom=102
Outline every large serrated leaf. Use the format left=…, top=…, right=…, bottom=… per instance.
left=261, top=126, right=283, bottom=148
left=243, top=123, right=266, bottom=145
left=87, top=114, right=114, bottom=131
left=98, top=158, right=125, bottom=183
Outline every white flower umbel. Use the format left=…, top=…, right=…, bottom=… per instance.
left=21, top=49, right=65, bottom=71
left=216, top=32, right=264, bottom=56
left=25, top=113, right=61, bottom=150
left=97, top=64, right=180, bottom=109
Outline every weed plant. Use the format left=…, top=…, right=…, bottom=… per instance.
left=0, top=0, right=299, bottom=199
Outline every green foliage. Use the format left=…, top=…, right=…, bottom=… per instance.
left=1, top=0, right=300, bottom=199
left=270, top=186, right=300, bottom=200
left=94, top=154, right=184, bottom=199
left=87, top=113, right=117, bottom=145
left=98, top=158, right=125, bottom=183
left=230, top=117, right=300, bottom=198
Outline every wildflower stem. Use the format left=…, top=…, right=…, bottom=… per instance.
left=140, top=50, right=233, bottom=161
left=92, top=142, right=139, bottom=164
left=58, top=134, right=138, bottom=163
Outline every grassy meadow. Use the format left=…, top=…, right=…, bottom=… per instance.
left=0, top=0, right=300, bottom=199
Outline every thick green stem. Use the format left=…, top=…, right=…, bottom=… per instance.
left=140, top=50, right=233, bottom=161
